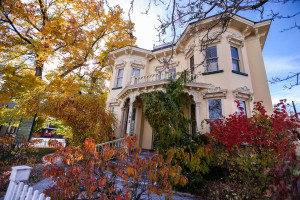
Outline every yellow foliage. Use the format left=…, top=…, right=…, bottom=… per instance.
left=0, top=0, right=136, bottom=145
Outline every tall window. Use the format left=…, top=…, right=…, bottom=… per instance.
left=132, top=68, right=140, bottom=77
left=231, top=46, right=240, bottom=71
left=190, top=55, right=194, bottom=74
left=237, top=100, right=247, bottom=116
left=208, top=99, right=222, bottom=120
left=168, top=68, right=176, bottom=80
left=205, top=46, right=218, bottom=72
left=116, top=68, right=124, bottom=87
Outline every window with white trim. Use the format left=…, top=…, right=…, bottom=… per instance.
left=231, top=46, right=240, bottom=72
left=237, top=100, right=247, bottom=116
left=132, top=68, right=140, bottom=77
left=168, top=68, right=176, bottom=80
left=205, top=46, right=218, bottom=72
left=208, top=99, right=222, bottom=121
left=116, top=68, right=124, bottom=87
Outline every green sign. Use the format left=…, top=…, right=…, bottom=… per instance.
left=16, top=114, right=37, bottom=140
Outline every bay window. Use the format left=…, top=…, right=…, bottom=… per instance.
left=231, top=46, right=240, bottom=72
left=116, top=68, right=124, bottom=87
left=205, top=46, right=218, bottom=72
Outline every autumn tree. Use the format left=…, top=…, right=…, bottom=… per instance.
left=0, top=0, right=136, bottom=144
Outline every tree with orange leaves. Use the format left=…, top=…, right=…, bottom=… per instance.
left=0, top=0, right=135, bottom=144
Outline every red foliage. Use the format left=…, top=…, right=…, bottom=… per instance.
left=208, top=100, right=300, bottom=156
left=43, top=135, right=187, bottom=200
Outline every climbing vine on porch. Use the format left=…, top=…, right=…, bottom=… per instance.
left=140, top=71, right=212, bottom=191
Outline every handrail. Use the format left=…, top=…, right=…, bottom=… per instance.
left=129, top=70, right=201, bottom=86
left=95, top=138, right=125, bottom=154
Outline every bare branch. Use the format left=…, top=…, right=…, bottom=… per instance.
left=269, top=72, right=300, bottom=89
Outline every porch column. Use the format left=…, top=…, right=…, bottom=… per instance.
left=126, top=101, right=134, bottom=135
left=118, top=107, right=125, bottom=138
left=195, top=102, right=201, bottom=132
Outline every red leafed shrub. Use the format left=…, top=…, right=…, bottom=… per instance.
left=265, top=153, right=300, bottom=200
left=208, top=100, right=299, bottom=156
left=207, top=100, right=300, bottom=197
left=43, top=135, right=187, bottom=200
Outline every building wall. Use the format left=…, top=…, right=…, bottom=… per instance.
left=106, top=18, right=273, bottom=149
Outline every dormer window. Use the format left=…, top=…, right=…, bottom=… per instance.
left=116, top=68, right=124, bottom=87
left=231, top=46, right=240, bottom=72
left=205, top=46, right=218, bottom=72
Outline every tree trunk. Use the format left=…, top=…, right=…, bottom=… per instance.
left=35, top=66, right=43, bottom=77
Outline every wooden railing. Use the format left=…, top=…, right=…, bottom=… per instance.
left=95, top=138, right=125, bottom=154
left=4, top=166, right=51, bottom=200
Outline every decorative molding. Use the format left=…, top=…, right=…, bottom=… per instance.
left=254, top=28, right=267, bottom=39
left=202, top=86, right=227, bottom=99
left=233, top=86, right=254, bottom=101
left=227, top=31, right=245, bottom=47
left=130, top=60, right=145, bottom=69
left=242, top=26, right=251, bottom=37
left=109, top=98, right=120, bottom=106
left=155, top=61, right=179, bottom=71
left=199, top=30, right=222, bottom=45
left=115, top=60, right=126, bottom=69
left=184, top=42, right=195, bottom=58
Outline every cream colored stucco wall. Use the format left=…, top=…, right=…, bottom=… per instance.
left=106, top=20, right=273, bottom=149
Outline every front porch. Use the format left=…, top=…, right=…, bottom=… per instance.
left=115, top=72, right=210, bottom=149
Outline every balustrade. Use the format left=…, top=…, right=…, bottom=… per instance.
left=129, top=70, right=201, bottom=86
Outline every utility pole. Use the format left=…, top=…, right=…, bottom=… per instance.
left=292, top=101, right=298, bottom=118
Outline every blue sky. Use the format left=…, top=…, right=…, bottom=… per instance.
left=238, top=1, right=300, bottom=113
left=113, top=0, right=300, bottom=113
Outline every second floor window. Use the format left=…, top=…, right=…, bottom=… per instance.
left=205, top=46, right=218, bottom=72
left=208, top=99, right=222, bottom=121
left=190, top=55, right=194, bottom=74
left=231, top=46, right=240, bottom=72
left=116, top=68, right=124, bottom=87
left=132, top=68, right=140, bottom=77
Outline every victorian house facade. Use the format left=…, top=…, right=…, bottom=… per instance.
left=106, top=14, right=273, bottom=150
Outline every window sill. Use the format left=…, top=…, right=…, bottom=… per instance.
left=112, top=87, right=122, bottom=90
left=202, top=70, right=224, bottom=75
left=232, top=70, right=248, bottom=76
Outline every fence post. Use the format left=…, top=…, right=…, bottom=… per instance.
left=4, top=166, right=32, bottom=200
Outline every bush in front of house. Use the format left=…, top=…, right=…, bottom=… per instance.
left=43, top=135, right=187, bottom=200
left=207, top=100, right=300, bottom=198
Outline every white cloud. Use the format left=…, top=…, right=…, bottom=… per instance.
left=264, top=54, right=300, bottom=76
left=110, top=0, right=165, bottom=50
left=264, top=54, right=300, bottom=111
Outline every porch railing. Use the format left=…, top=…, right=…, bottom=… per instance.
left=95, top=138, right=125, bottom=154
left=129, top=70, right=201, bottom=86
